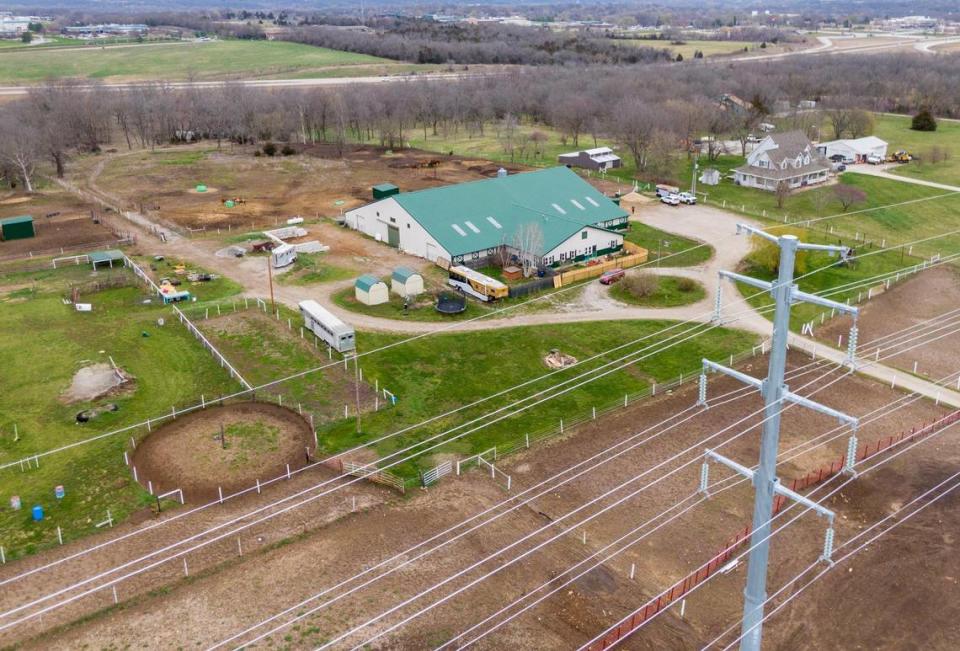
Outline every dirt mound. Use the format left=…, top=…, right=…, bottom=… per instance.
left=131, top=402, right=315, bottom=502
left=61, top=362, right=134, bottom=404
left=545, top=349, right=578, bottom=369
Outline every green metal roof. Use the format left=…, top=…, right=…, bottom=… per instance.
left=0, top=215, right=33, bottom=226
left=355, top=274, right=384, bottom=292
left=373, top=183, right=399, bottom=192
left=89, top=249, right=124, bottom=263
left=390, top=167, right=627, bottom=257
left=392, top=266, right=419, bottom=282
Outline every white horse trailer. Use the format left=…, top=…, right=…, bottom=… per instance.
left=299, top=300, right=356, bottom=353
left=271, top=243, right=297, bottom=269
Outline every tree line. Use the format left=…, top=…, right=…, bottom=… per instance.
left=1, top=52, right=957, bottom=193
left=282, top=21, right=674, bottom=65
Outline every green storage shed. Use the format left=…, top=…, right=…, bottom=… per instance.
left=0, top=215, right=34, bottom=241
left=372, top=183, right=400, bottom=201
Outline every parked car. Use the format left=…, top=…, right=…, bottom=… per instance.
left=829, top=154, right=849, bottom=164
left=599, top=269, right=625, bottom=285
left=831, top=162, right=847, bottom=172
left=866, top=154, right=884, bottom=165
left=678, top=192, right=697, bottom=205
left=660, top=193, right=681, bottom=206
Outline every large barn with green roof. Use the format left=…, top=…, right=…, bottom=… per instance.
left=344, top=167, right=628, bottom=268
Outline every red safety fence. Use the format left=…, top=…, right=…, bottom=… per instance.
left=585, top=409, right=960, bottom=651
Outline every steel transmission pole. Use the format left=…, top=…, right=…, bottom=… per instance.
left=701, top=226, right=860, bottom=651
left=739, top=234, right=796, bottom=651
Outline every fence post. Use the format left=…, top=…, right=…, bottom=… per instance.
left=525, top=433, right=530, bottom=448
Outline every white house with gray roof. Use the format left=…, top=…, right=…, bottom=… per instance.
left=344, top=167, right=627, bottom=269
left=734, top=131, right=830, bottom=191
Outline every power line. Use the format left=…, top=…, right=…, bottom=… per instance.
left=579, top=396, right=960, bottom=651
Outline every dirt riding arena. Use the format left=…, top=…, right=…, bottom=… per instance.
left=0, top=191, right=127, bottom=259
left=10, top=351, right=958, bottom=650
left=818, top=265, right=960, bottom=381
left=131, top=402, right=316, bottom=502
left=84, top=144, right=528, bottom=230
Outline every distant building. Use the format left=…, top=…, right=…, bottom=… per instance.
left=61, top=23, right=148, bottom=37
left=719, top=93, right=754, bottom=116
left=558, top=147, right=622, bottom=171
left=816, top=137, right=888, bottom=163
left=734, top=131, right=829, bottom=191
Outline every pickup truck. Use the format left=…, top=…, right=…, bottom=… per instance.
left=678, top=192, right=697, bottom=205
left=866, top=154, right=884, bottom=165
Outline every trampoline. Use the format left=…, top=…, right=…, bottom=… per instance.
left=435, top=292, right=466, bottom=314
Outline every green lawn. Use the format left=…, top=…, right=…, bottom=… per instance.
left=0, top=271, right=239, bottom=558
left=624, top=222, right=713, bottom=267
left=316, top=321, right=758, bottom=480
left=738, top=227, right=929, bottom=331
left=0, top=39, right=396, bottom=83
left=873, top=114, right=960, bottom=187
left=680, top=156, right=960, bottom=257
left=609, top=275, right=706, bottom=307
left=277, top=253, right=355, bottom=286
left=197, top=306, right=361, bottom=424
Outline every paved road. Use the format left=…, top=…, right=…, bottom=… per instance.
left=843, top=165, right=960, bottom=193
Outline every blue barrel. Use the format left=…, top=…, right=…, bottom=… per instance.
left=32, top=505, right=44, bottom=521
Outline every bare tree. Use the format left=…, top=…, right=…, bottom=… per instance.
left=0, top=112, right=41, bottom=192
left=775, top=180, right=791, bottom=209
left=833, top=184, right=868, bottom=212
left=511, top=222, right=544, bottom=278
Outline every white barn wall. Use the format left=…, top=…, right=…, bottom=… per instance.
left=543, top=227, right=623, bottom=265
left=344, top=198, right=450, bottom=263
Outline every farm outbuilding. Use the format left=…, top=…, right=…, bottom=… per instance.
left=0, top=215, right=34, bottom=241
left=372, top=183, right=400, bottom=200
left=699, top=168, right=721, bottom=186
left=391, top=267, right=424, bottom=298
left=89, top=249, right=125, bottom=269
left=355, top=274, right=389, bottom=305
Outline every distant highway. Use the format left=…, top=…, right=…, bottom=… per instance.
left=0, top=71, right=497, bottom=97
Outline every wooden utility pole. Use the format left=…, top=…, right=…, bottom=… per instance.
left=267, top=255, right=276, bottom=312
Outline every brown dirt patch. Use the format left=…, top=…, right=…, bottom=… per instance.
left=818, top=265, right=960, bottom=380
left=60, top=362, right=134, bottom=404
left=0, top=194, right=125, bottom=259
left=91, top=144, right=531, bottom=230
left=131, top=402, right=315, bottom=502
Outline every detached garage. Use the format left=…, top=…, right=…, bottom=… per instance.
left=0, top=215, right=34, bottom=241
left=355, top=274, right=389, bottom=305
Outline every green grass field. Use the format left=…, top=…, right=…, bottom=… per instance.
left=624, top=222, right=713, bottom=267
left=679, top=156, right=960, bottom=257
left=316, top=321, right=758, bottom=480
left=277, top=253, right=355, bottom=286
left=873, top=114, right=960, bottom=186
left=609, top=275, right=706, bottom=307
left=193, top=304, right=367, bottom=424
left=738, top=226, right=929, bottom=331
left=0, top=39, right=396, bottom=83
left=0, top=269, right=239, bottom=558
